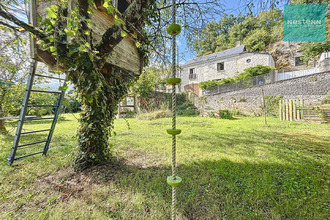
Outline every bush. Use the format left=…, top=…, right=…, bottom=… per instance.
left=177, top=101, right=197, bottom=116
left=264, top=95, right=283, bottom=116
left=209, top=109, right=234, bottom=119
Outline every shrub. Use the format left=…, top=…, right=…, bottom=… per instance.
left=177, top=101, right=197, bottom=116
left=209, top=109, right=234, bottom=119
left=264, top=95, right=283, bottom=116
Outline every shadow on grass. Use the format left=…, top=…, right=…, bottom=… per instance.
left=80, top=149, right=328, bottom=220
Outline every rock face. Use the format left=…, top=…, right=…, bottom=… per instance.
left=266, top=41, right=316, bottom=71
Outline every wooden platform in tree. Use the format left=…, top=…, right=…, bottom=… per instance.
left=29, top=0, right=142, bottom=74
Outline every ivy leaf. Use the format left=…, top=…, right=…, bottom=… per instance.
left=114, top=15, right=125, bottom=26
left=46, top=8, right=57, bottom=19
left=49, top=46, right=56, bottom=52
left=59, top=85, right=68, bottom=91
left=64, top=28, right=75, bottom=37
left=79, top=45, right=88, bottom=52
left=120, top=30, right=127, bottom=37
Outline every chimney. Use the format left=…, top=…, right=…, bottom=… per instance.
left=235, top=41, right=241, bottom=47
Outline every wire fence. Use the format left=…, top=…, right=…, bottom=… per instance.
left=202, top=67, right=320, bottom=96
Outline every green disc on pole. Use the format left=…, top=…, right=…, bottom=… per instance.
left=167, top=78, right=181, bottom=85
left=167, top=129, right=181, bottom=135
left=167, top=24, right=182, bottom=36
left=167, top=176, right=182, bottom=187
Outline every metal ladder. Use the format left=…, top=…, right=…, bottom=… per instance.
left=8, top=60, right=67, bottom=165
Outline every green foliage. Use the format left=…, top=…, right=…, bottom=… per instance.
left=236, top=65, right=276, bottom=81
left=199, top=80, right=219, bottom=90
left=264, top=95, right=283, bottom=116
left=321, top=91, right=330, bottom=104
left=200, top=65, right=275, bottom=90
left=192, top=10, right=283, bottom=56
left=1, top=83, right=57, bottom=117
left=62, top=91, right=81, bottom=113
left=176, top=101, right=197, bottom=116
left=132, top=67, right=168, bottom=98
left=209, top=109, right=234, bottom=119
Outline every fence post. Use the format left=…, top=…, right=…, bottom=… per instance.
left=300, top=99, right=304, bottom=120
left=279, top=100, right=282, bottom=120
left=289, top=100, right=293, bottom=121
left=282, top=100, right=285, bottom=121
left=285, top=100, right=289, bottom=121
left=297, top=100, right=301, bottom=121
left=293, top=100, right=296, bottom=121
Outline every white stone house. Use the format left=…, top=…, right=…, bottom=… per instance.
left=180, top=45, right=275, bottom=96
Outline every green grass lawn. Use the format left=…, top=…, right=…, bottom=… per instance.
left=0, top=114, right=329, bottom=219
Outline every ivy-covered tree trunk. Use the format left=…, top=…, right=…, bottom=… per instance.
left=72, top=59, right=135, bottom=170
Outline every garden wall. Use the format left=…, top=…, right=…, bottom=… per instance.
left=194, top=71, right=330, bottom=116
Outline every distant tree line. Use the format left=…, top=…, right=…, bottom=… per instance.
left=190, top=0, right=329, bottom=63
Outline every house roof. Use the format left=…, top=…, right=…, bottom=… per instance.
left=182, top=45, right=247, bottom=67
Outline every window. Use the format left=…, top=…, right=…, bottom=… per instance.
left=295, top=57, right=304, bottom=66
left=217, top=62, right=224, bottom=71
left=189, top=68, right=196, bottom=80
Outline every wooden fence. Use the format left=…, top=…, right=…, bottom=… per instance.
left=279, top=99, right=305, bottom=121
left=279, top=99, right=329, bottom=123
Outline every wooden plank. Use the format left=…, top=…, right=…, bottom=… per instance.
left=296, top=107, right=314, bottom=110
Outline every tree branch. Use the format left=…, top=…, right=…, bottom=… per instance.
left=0, top=3, right=49, bottom=42
left=0, top=20, right=19, bottom=30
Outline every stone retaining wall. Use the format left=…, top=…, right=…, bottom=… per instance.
left=194, top=71, right=330, bottom=116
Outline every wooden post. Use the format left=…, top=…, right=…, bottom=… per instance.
left=279, top=100, right=282, bottom=120
left=300, top=99, right=304, bottom=120
left=261, top=88, right=267, bottom=126
left=293, top=100, right=297, bottom=121
left=282, top=100, right=284, bottom=121
left=289, top=100, right=293, bottom=121
left=297, top=100, right=301, bottom=121
left=285, top=99, right=289, bottom=121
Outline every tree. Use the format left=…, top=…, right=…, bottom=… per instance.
left=0, top=0, right=279, bottom=170
left=190, top=8, right=283, bottom=55
left=131, top=66, right=167, bottom=97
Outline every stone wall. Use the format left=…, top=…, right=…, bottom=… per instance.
left=194, top=71, right=330, bottom=116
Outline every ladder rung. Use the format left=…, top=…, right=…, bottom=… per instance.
left=35, top=74, right=65, bottom=80
left=30, top=90, right=61, bottom=94
left=26, top=104, right=57, bottom=107
left=17, top=140, right=47, bottom=148
left=21, top=129, right=51, bottom=135
left=24, top=117, right=55, bottom=121
left=13, top=151, right=44, bottom=160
